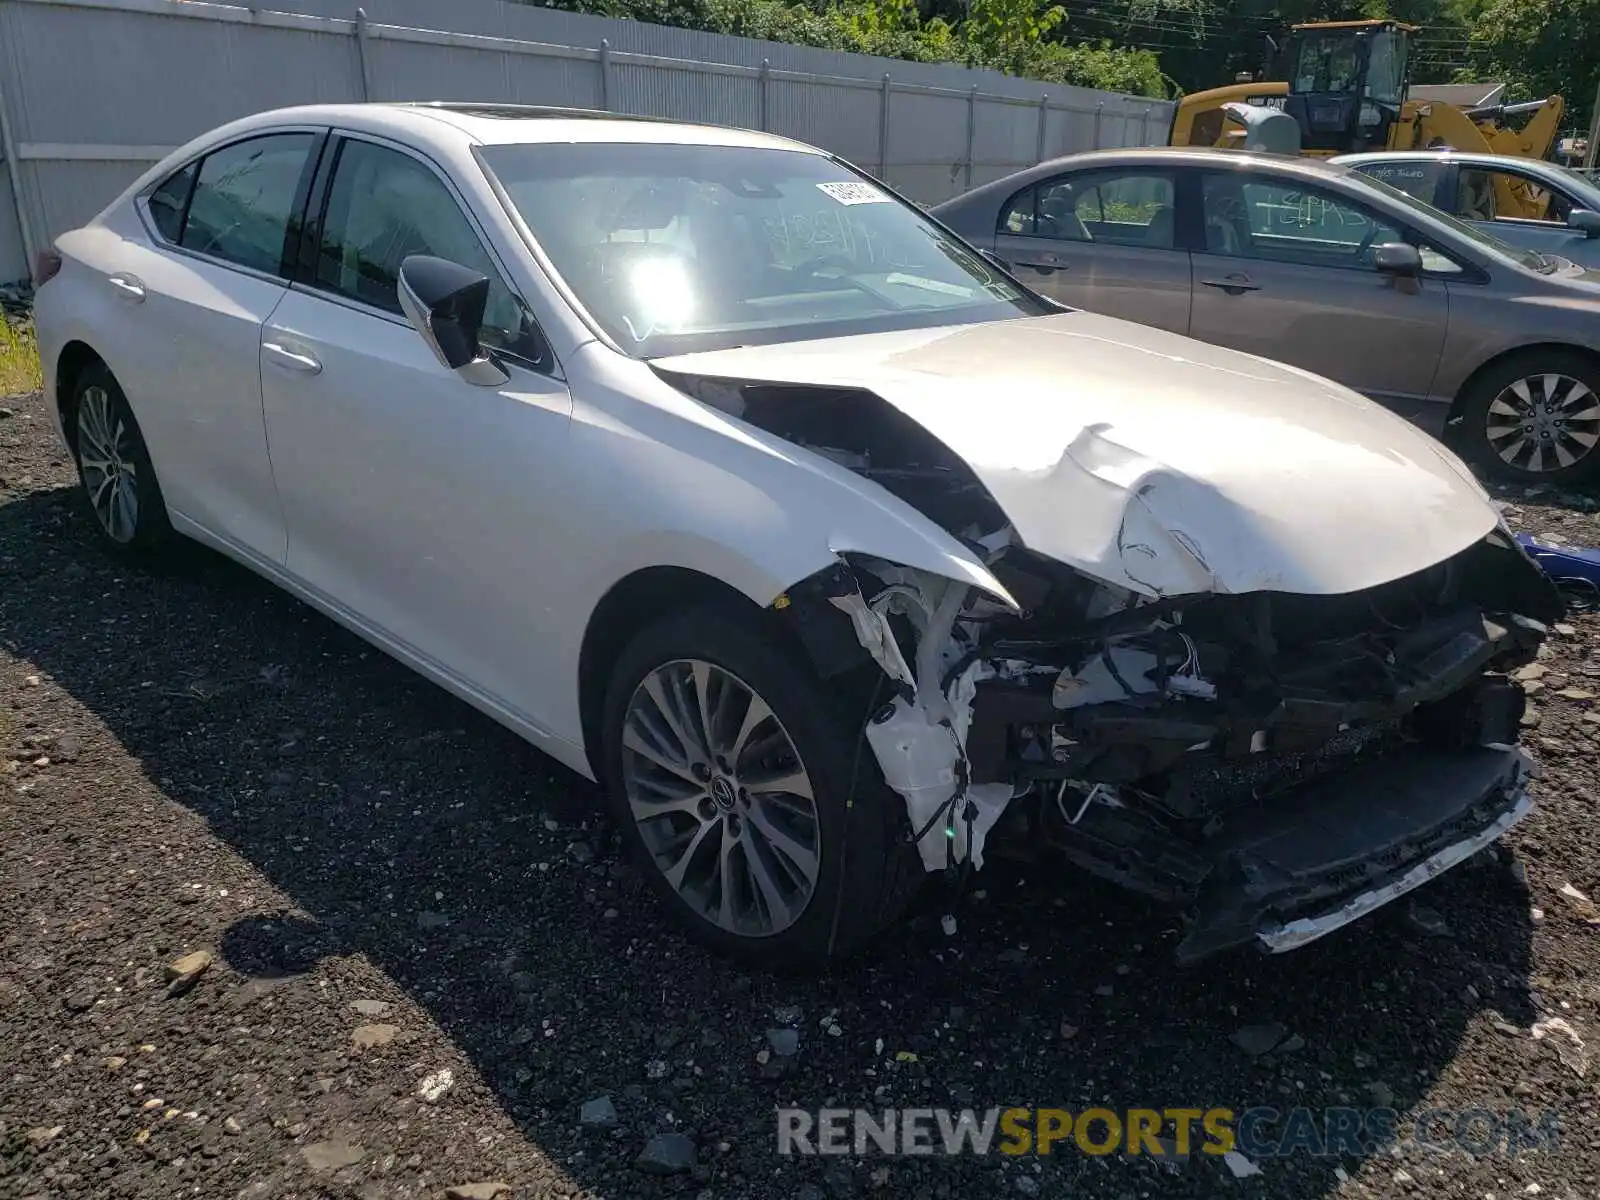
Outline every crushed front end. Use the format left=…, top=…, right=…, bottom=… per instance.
left=783, top=526, right=1561, bottom=962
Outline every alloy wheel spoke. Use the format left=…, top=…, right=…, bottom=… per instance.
left=727, top=691, right=776, bottom=773
left=742, top=763, right=814, bottom=801
left=622, top=722, right=699, bottom=785
left=744, top=794, right=819, bottom=882
left=661, top=816, right=721, bottom=891
left=742, top=833, right=797, bottom=931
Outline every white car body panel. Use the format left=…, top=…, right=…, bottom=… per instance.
left=655, top=313, right=1498, bottom=599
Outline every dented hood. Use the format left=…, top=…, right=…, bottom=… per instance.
left=652, top=312, right=1499, bottom=598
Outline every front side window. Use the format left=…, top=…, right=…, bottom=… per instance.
left=180, top=133, right=315, bottom=275
left=1201, top=173, right=1405, bottom=269
left=479, top=141, right=1045, bottom=358
left=1460, top=168, right=1572, bottom=224
left=313, top=139, right=541, bottom=363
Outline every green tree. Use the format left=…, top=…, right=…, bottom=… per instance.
left=1465, top=0, right=1599, bottom=124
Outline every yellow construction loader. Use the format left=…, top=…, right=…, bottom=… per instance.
left=1169, top=20, right=1566, bottom=215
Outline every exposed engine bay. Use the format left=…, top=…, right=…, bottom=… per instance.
left=664, top=370, right=1566, bottom=960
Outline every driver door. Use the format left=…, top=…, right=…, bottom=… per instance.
left=1185, top=170, right=1449, bottom=408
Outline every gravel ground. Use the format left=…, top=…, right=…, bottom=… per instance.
left=5, top=383, right=1600, bottom=1200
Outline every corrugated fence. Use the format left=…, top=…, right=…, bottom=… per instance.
left=0, top=0, right=1175, bottom=282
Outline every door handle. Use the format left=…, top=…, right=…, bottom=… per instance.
left=1199, top=275, right=1260, bottom=294
left=1018, top=259, right=1066, bottom=275
left=107, top=273, right=145, bottom=303
left=262, top=341, right=322, bottom=375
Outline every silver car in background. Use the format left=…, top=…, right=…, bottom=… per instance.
left=932, top=147, right=1600, bottom=485
left=1334, top=150, right=1600, bottom=269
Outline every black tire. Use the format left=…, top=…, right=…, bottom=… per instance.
left=66, top=362, right=174, bottom=559
left=1458, top=350, right=1600, bottom=486
left=600, top=602, right=921, bottom=969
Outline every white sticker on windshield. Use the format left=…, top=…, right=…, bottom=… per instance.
left=817, top=181, right=891, bottom=206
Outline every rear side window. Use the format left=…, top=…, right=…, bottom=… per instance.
left=147, top=162, right=197, bottom=243
left=1352, top=159, right=1444, bottom=205
left=180, top=133, right=315, bottom=275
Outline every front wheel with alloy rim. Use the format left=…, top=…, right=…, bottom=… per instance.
left=599, top=604, right=920, bottom=967
left=1461, top=351, right=1600, bottom=485
left=69, top=363, right=173, bottom=557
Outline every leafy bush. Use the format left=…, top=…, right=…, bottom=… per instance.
left=534, top=0, right=1169, bottom=96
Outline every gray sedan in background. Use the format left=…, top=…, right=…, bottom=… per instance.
left=1334, top=150, right=1600, bottom=269
left=932, top=147, right=1600, bottom=484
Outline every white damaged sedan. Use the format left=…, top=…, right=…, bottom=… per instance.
left=34, top=103, right=1562, bottom=966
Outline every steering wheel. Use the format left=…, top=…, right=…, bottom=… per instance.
left=1354, top=223, right=1385, bottom=261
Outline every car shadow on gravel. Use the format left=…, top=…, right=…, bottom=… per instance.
left=1, top=485, right=1542, bottom=1198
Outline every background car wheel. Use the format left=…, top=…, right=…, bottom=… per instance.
left=600, top=603, right=920, bottom=968
left=1460, top=351, right=1600, bottom=485
left=68, top=363, right=173, bottom=558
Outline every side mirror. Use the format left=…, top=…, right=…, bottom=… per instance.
left=1373, top=242, right=1422, bottom=278
left=397, top=255, right=508, bottom=387
left=1567, top=209, right=1600, bottom=239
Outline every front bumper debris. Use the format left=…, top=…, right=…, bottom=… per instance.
left=1178, top=746, right=1534, bottom=961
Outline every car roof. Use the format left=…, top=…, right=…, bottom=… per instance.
left=1334, top=149, right=1564, bottom=173
left=938, top=147, right=1355, bottom=209
left=204, top=101, right=819, bottom=155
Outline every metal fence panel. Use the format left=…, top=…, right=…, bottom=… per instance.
left=611, top=62, right=762, bottom=127
left=764, top=78, right=881, bottom=169
left=0, top=0, right=1174, bottom=283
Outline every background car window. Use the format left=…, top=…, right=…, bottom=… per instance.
left=314, top=140, right=537, bottom=362
left=1352, top=159, right=1442, bottom=204
left=1460, top=168, right=1571, bottom=224
left=1052, top=171, right=1175, bottom=248
left=999, top=186, right=1038, bottom=236
left=180, top=133, right=313, bottom=274
left=147, top=161, right=198, bottom=243
left=1201, top=174, right=1404, bottom=268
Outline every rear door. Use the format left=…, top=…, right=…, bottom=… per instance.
left=1185, top=169, right=1450, bottom=410
left=991, top=166, right=1191, bottom=334
left=82, top=130, right=323, bottom=563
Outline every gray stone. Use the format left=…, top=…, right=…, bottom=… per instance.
left=351, top=1024, right=398, bottom=1050
left=767, top=1028, right=801, bottom=1057
left=351, top=999, right=392, bottom=1018
left=1407, top=902, right=1451, bottom=938
left=580, top=1095, right=618, bottom=1130
left=417, top=910, right=450, bottom=931
left=301, top=1141, right=365, bottom=1171
left=635, top=1132, right=696, bottom=1175
left=444, top=1185, right=511, bottom=1200
left=164, top=950, right=213, bottom=998
left=1230, top=1022, right=1287, bottom=1058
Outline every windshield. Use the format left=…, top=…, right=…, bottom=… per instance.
left=479, top=142, right=1046, bottom=357
left=1291, top=31, right=1363, bottom=95
left=1349, top=167, right=1553, bottom=272
left=1363, top=30, right=1407, bottom=106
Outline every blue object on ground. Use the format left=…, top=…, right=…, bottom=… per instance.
left=1515, top=533, right=1600, bottom=607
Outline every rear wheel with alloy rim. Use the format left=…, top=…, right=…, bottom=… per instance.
left=600, top=604, right=919, bottom=966
left=1462, top=351, right=1600, bottom=485
left=68, top=362, right=173, bottom=557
